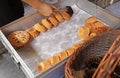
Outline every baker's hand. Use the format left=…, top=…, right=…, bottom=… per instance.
left=37, top=1, right=59, bottom=16
left=22, top=0, right=59, bottom=16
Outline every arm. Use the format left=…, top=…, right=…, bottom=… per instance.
left=22, top=0, right=53, bottom=16
left=22, top=0, right=42, bottom=9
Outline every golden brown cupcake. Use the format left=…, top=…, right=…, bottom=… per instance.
left=41, top=18, right=52, bottom=29
left=86, top=16, right=98, bottom=24
left=85, top=23, right=95, bottom=32
left=78, top=40, right=85, bottom=45
left=85, top=21, right=104, bottom=33
left=26, top=27, right=40, bottom=38
left=90, top=26, right=110, bottom=36
left=103, top=26, right=110, bottom=31
left=72, top=44, right=81, bottom=50
left=90, top=33, right=97, bottom=37
left=54, top=13, right=63, bottom=22
left=66, top=48, right=75, bottom=56
left=48, top=16, right=59, bottom=26
left=8, top=31, right=30, bottom=48
left=93, top=21, right=104, bottom=28
left=77, top=27, right=90, bottom=39
left=38, top=60, right=51, bottom=72
left=33, top=23, right=47, bottom=32
left=48, top=55, right=60, bottom=66
left=61, top=11, right=71, bottom=20
left=56, top=51, right=68, bottom=60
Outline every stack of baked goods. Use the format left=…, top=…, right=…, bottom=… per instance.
left=77, top=16, right=110, bottom=39
left=8, top=6, right=73, bottom=48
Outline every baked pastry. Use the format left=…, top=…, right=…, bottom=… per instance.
left=61, top=11, right=71, bottom=20
left=66, top=48, right=75, bottom=56
left=54, top=13, right=63, bottom=22
left=41, top=18, right=52, bottom=29
left=8, top=31, right=30, bottom=48
left=38, top=60, right=51, bottom=72
left=94, top=21, right=104, bottom=28
left=90, top=26, right=110, bottom=37
left=57, top=51, right=68, bottom=60
left=72, top=44, right=81, bottom=50
left=85, top=23, right=95, bottom=32
left=85, top=21, right=105, bottom=32
left=86, top=16, right=98, bottom=24
left=33, top=23, right=47, bottom=32
left=90, top=33, right=97, bottom=37
left=98, top=26, right=110, bottom=32
left=26, top=27, right=40, bottom=38
left=48, top=16, right=59, bottom=26
left=77, top=27, right=90, bottom=39
left=48, top=55, right=60, bottom=66
left=103, top=26, right=110, bottom=31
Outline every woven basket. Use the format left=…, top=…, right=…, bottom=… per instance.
left=65, top=30, right=120, bottom=78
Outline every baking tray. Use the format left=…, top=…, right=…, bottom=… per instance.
left=0, top=0, right=120, bottom=78
left=0, top=4, right=92, bottom=78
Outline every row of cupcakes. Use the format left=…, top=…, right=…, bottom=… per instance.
left=26, top=6, right=74, bottom=38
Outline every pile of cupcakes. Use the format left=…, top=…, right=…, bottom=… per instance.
left=77, top=16, right=110, bottom=39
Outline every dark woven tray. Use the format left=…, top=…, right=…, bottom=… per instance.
left=65, top=30, right=120, bottom=78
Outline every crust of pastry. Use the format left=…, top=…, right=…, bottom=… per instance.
left=33, top=23, right=47, bottom=32
left=85, top=23, right=96, bottom=32
left=66, top=48, right=75, bottom=56
left=90, top=26, right=110, bottom=36
left=56, top=51, right=68, bottom=60
left=8, top=31, right=30, bottom=48
left=94, top=21, right=104, bottom=28
left=48, top=55, right=60, bottom=66
left=90, top=33, right=97, bottom=37
left=26, top=27, right=40, bottom=38
left=72, top=44, right=81, bottom=50
left=61, top=11, right=71, bottom=20
left=48, top=16, right=59, bottom=26
left=54, top=13, right=63, bottom=22
left=38, top=60, right=51, bottom=72
left=41, top=18, right=52, bottom=29
left=77, top=27, right=90, bottom=39
left=86, top=16, right=98, bottom=24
